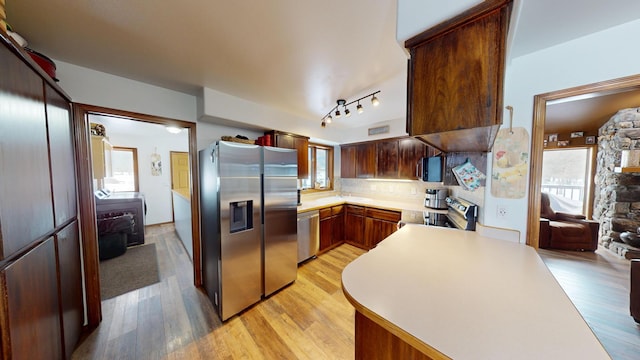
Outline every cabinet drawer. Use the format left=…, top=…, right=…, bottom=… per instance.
left=319, top=207, right=332, bottom=219
left=346, top=205, right=365, bottom=216
left=332, top=205, right=344, bottom=216
left=365, top=208, right=401, bottom=222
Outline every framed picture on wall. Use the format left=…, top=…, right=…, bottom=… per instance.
left=557, top=140, right=570, bottom=147
left=548, top=133, right=558, bottom=142
left=586, top=136, right=596, bottom=145
left=571, top=131, right=584, bottom=138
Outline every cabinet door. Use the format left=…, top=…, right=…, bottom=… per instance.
left=356, top=143, right=376, bottom=178
left=274, top=133, right=309, bottom=178
left=56, top=221, right=83, bottom=358
left=398, top=138, right=427, bottom=179
left=91, top=135, right=106, bottom=180
left=340, top=145, right=357, bottom=179
left=319, top=217, right=333, bottom=252
left=0, top=44, right=54, bottom=260
left=46, top=85, right=77, bottom=226
left=408, top=9, right=504, bottom=135
left=1, top=238, right=63, bottom=360
left=332, top=207, right=344, bottom=246
left=376, top=140, right=399, bottom=178
left=364, top=208, right=401, bottom=249
left=345, top=206, right=365, bottom=248
left=294, top=136, right=309, bottom=179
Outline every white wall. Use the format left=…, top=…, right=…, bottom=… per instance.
left=54, top=60, right=198, bottom=122
left=483, top=18, right=640, bottom=238
left=196, top=121, right=264, bottom=151
left=396, top=0, right=483, bottom=42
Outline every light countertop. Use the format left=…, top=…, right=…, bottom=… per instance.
left=297, top=195, right=429, bottom=213
left=341, top=224, right=611, bottom=360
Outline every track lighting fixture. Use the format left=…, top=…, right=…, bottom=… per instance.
left=371, top=94, right=379, bottom=107
left=320, top=91, right=380, bottom=127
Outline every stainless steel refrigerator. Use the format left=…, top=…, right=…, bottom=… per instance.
left=199, top=141, right=298, bottom=321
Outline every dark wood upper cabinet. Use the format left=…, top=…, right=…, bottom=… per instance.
left=0, top=42, right=53, bottom=260
left=376, top=141, right=399, bottom=178
left=398, top=138, right=427, bottom=179
left=341, top=137, right=431, bottom=180
left=356, top=143, right=376, bottom=178
left=405, top=0, right=512, bottom=153
left=340, top=146, right=357, bottom=178
left=46, top=85, right=78, bottom=227
left=267, top=131, right=309, bottom=178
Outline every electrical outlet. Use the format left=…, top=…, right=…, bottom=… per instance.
left=497, top=205, right=507, bottom=218
left=410, top=187, right=417, bottom=195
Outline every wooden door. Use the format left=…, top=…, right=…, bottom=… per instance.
left=171, top=152, right=190, bottom=196
left=0, top=43, right=53, bottom=260
left=345, top=205, right=366, bottom=248
left=356, top=143, right=376, bottom=178
left=56, top=221, right=83, bottom=358
left=1, top=238, right=63, bottom=360
left=376, top=140, right=399, bottom=178
left=398, top=138, right=427, bottom=179
left=331, top=206, right=344, bottom=246
left=341, top=145, right=357, bottom=178
left=46, top=84, right=78, bottom=226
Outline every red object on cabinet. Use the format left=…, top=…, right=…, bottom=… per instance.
left=25, top=48, right=58, bottom=81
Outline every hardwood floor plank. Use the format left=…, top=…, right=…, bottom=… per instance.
left=135, top=295, right=165, bottom=359
left=539, top=247, right=640, bottom=360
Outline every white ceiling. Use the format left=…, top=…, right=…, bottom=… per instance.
left=6, top=0, right=640, bottom=133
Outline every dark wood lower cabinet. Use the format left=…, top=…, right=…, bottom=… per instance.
left=345, top=205, right=366, bottom=249
left=319, top=206, right=344, bottom=253
left=321, top=205, right=400, bottom=251
left=364, top=208, right=402, bottom=249
left=56, top=221, right=83, bottom=359
left=1, top=238, right=63, bottom=360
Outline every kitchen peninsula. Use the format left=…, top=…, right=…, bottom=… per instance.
left=342, top=224, right=611, bottom=359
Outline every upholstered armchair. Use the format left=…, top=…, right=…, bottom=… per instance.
left=539, top=192, right=599, bottom=251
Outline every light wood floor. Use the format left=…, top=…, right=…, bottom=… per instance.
left=538, top=247, right=640, bottom=360
left=73, top=225, right=640, bottom=359
left=72, top=224, right=366, bottom=359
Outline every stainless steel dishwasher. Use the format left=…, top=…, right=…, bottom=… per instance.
left=297, top=210, right=319, bottom=263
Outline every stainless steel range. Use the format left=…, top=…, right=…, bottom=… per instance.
left=424, top=195, right=478, bottom=231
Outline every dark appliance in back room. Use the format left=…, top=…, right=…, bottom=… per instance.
left=94, top=190, right=146, bottom=245
left=199, top=141, right=298, bottom=321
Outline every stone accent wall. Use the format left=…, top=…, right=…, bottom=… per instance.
left=594, top=107, right=640, bottom=252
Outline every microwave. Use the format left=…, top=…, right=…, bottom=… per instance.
left=419, top=156, right=443, bottom=182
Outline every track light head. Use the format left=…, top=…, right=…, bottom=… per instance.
left=345, top=108, right=351, bottom=117
left=335, top=109, right=341, bottom=118
left=357, top=102, right=364, bottom=114
left=321, top=120, right=326, bottom=128
left=326, top=115, right=332, bottom=123
left=371, top=95, right=380, bottom=107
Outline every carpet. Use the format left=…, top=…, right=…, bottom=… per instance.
left=100, top=243, right=160, bottom=300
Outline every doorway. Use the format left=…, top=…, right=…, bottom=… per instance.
left=527, top=74, right=640, bottom=247
left=73, top=103, right=201, bottom=328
